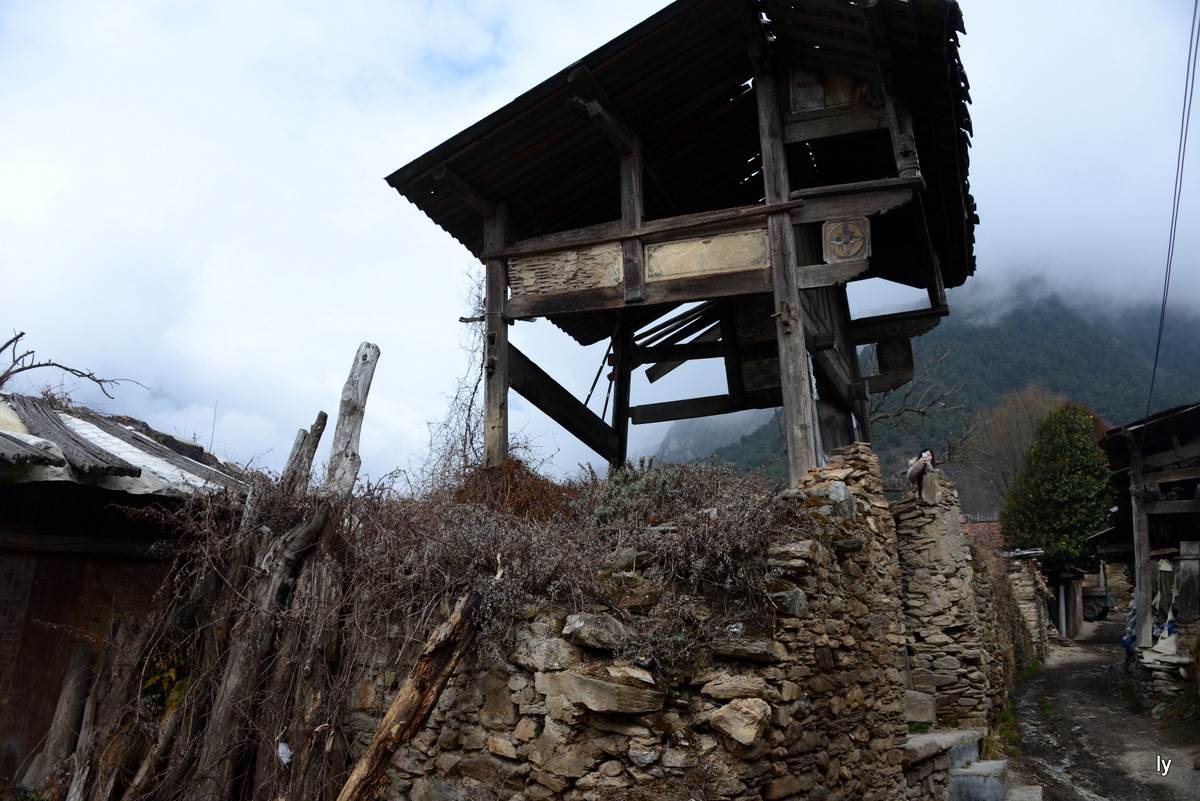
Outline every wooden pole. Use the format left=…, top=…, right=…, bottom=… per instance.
left=335, top=592, right=480, bottom=801
left=610, top=314, right=633, bottom=469
left=484, top=204, right=510, bottom=468
left=1130, top=448, right=1153, bottom=648
left=324, top=342, right=380, bottom=498
left=751, top=51, right=816, bottom=486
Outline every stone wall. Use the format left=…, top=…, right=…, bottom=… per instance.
left=893, top=487, right=993, bottom=729
left=1006, top=556, right=1052, bottom=664
left=347, top=444, right=914, bottom=801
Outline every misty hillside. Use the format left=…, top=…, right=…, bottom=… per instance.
left=658, top=294, right=1199, bottom=483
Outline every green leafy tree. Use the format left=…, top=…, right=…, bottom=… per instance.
left=1000, top=403, right=1113, bottom=571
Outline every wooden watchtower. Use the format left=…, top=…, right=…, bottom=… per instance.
left=387, top=0, right=975, bottom=487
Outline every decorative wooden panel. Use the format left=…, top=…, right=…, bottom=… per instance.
left=645, top=229, right=770, bottom=283
left=508, top=242, right=622, bottom=296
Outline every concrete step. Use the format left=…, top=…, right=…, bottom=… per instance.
left=948, top=759, right=1010, bottom=801
left=899, top=728, right=983, bottom=769
left=1006, top=785, right=1043, bottom=801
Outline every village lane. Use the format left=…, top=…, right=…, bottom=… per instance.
left=1011, top=617, right=1199, bottom=800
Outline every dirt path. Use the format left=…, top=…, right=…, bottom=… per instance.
left=1011, top=617, right=1199, bottom=800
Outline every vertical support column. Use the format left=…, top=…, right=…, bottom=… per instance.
left=718, top=300, right=745, bottom=407
left=1130, top=448, right=1153, bottom=648
left=621, top=140, right=645, bottom=304
left=1178, top=541, right=1199, bottom=624
left=609, top=314, right=633, bottom=470
left=483, top=204, right=509, bottom=468
left=753, top=60, right=816, bottom=487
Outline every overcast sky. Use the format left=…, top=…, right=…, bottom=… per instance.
left=2, top=0, right=1197, bottom=482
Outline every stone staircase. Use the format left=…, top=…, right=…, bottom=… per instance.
left=902, top=691, right=1043, bottom=800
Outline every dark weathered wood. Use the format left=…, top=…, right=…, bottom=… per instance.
left=1143, top=499, right=1200, bottom=515
left=754, top=51, right=816, bottom=486
left=795, top=259, right=869, bottom=289
left=861, top=4, right=921, bottom=178
left=506, top=268, right=773, bottom=319
left=8, top=395, right=140, bottom=477
left=719, top=301, right=746, bottom=405
left=850, top=306, right=948, bottom=345
left=22, top=643, right=92, bottom=787
left=0, top=430, right=67, bottom=466
left=783, top=104, right=888, bottom=142
left=80, top=410, right=240, bottom=490
left=568, top=96, right=635, bottom=154
left=484, top=204, right=510, bottom=468
left=492, top=177, right=921, bottom=261
left=282, top=411, right=328, bottom=495
left=336, top=592, right=480, bottom=801
left=1138, top=465, right=1200, bottom=486
left=1129, top=445, right=1152, bottom=649
left=621, top=140, right=645, bottom=303
left=788, top=185, right=915, bottom=224
left=644, top=325, right=721, bottom=384
left=187, top=504, right=332, bottom=801
left=1143, top=437, right=1200, bottom=470
left=610, top=316, right=634, bottom=467
left=1179, top=541, right=1199, bottom=623
left=629, top=388, right=782, bottom=425
left=432, top=164, right=495, bottom=218
left=636, top=333, right=780, bottom=369
left=508, top=344, right=619, bottom=462
left=324, top=343, right=380, bottom=497
left=0, top=531, right=160, bottom=558
left=866, top=370, right=915, bottom=394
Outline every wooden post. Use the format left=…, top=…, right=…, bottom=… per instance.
left=621, top=138, right=645, bottom=304
left=484, top=203, right=509, bottom=468
left=324, top=342, right=380, bottom=498
left=610, top=314, right=633, bottom=469
left=1178, top=541, right=1199, bottom=623
left=1130, top=448, right=1153, bottom=648
left=752, top=53, right=816, bottom=486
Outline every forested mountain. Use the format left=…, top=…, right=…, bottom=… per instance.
left=660, top=294, right=1200, bottom=490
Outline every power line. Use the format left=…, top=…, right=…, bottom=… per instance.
left=1143, top=0, right=1200, bottom=425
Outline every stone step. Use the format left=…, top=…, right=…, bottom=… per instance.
left=1006, top=784, right=1043, bottom=801
left=949, top=759, right=1010, bottom=801
left=899, top=728, right=983, bottom=769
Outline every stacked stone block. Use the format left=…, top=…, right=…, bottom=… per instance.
left=344, top=444, right=914, bottom=801
left=893, top=486, right=993, bottom=729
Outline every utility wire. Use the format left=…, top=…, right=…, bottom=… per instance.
left=1143, top=0, right=1200, bottom=427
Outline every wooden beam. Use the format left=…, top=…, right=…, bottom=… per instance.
left=1129, top=446, right=1153, bottom=648
left=508, top=344, right=618, bottom=462
left=0, top=530, right=163, bottom=558
left=1143, top=437, right=1200, bottom=470
left=0, top=430, right=66, bottom=467
left=629, top=389, right=782, bottom=426
left=783, top=105, right=888, bottom=143
left=788, top=184, right=915, bottom=224
left=506, top=269, right=772, bottom=319
left=568, top=96, right=635, bottom=155
left=1139, top=465, right=1200, bottom=486
left=795, top=259, right=869, bottom=289
left=490, top=178, right=922, bottom=260
left=850, top=306, right=948, bottom=345
left=1144, top=499, right=1200, bottom=515
left=432, top=165, right=495, bottom=218
left=866, top=370, right=914, bottom=394
left=484, top=204, right=509, bottom=467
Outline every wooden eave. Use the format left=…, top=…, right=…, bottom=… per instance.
left=386, top=0, right=975, bottom=340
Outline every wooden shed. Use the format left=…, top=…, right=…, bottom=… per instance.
left=0, top=394, right=241, bottom=782
left=387, top=0, right=976, bottom=485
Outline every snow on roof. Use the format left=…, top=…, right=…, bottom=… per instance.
left=0, top=394, right=243, bottom=498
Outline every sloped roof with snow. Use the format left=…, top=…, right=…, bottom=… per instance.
left=0, top=394, right=243, bottom=498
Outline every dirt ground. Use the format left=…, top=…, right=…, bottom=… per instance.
left=1010, top=616, right=1200, bottom=800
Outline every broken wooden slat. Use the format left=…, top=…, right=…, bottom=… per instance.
left=336, top=592, right=480, bottom=801
left=7, top=396, right=140, bottom=477
left=508, top=344, right=619, bottom=463
left=78, top=411, right=239, bottom=490
left=0, top=430, right=67, bottom=466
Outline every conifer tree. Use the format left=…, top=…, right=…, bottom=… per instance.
left=1000, top=403, right=1113, bottom=571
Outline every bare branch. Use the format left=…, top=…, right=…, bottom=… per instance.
left=0, top=331, right=144, bottom=399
